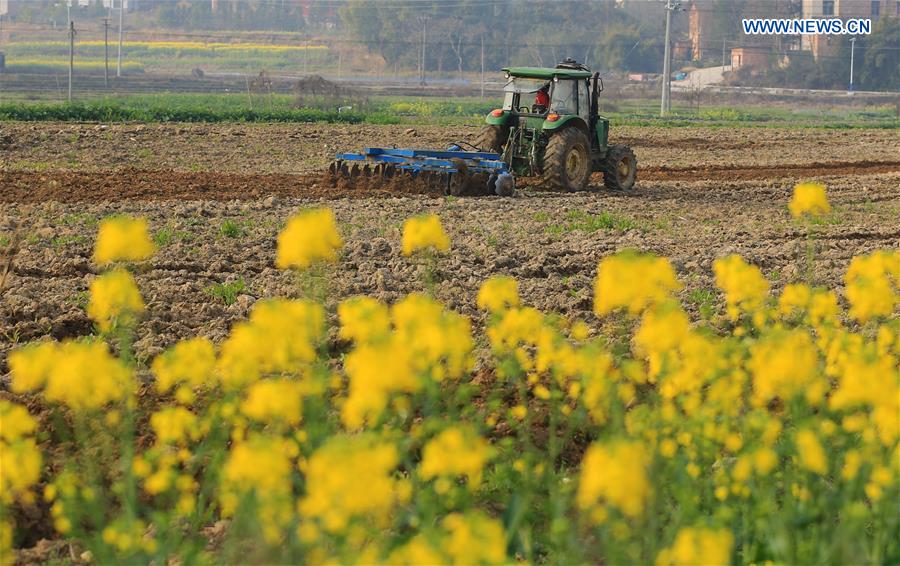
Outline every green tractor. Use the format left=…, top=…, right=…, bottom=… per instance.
left=475, top=59, right=637, bottom=192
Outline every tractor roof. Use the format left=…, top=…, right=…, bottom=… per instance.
left=503, top=66, right=592, bottom=80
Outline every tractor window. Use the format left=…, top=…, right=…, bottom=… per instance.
left=502, top=91, right=516, bottom=110
left=550, top=80, right=576, bottom=115
left=578, top=80, right=590, bottom=121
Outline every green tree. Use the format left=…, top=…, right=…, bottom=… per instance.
left=859, top=17, right=900, bottom=91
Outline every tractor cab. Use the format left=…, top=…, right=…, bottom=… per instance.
left=477, top=59, right=635, bottom=192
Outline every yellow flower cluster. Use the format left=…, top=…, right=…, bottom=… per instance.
left=748, top=329, right=825, bottom=407
left=713, top=254, right=770, bottom=319
left=419, top=426, right=494, bottom=488
left=299, top=435, right=400, bottom=533
left=275, top=208, right=343, bottom=270
left=388, top=511, right=507, bottom=565
left=9, top=340, right=133, bottom=410
left=86, top=268, right=146, bottom=331
left=788, top=181, right=831, bottom=218
left=220, top=435, right=296, bottom=543
left=93, top=216, right=156, bottom=266
left=340, top=293, right=473, bottom=428
left=151, top=336, right=216, bottom=401
left=655, top=527, right=733, bottom=566
left=844, top=250, right=899, bottom=322
left=0, top=401, right=42, bottom=505
left=577, top=440, right=651, bottom=520
left=4, top=196, right=897, bottom=564
left=401, top=213, right=450, bottom=256
left=477, top=275, right=520, bottom=312
left=594, top=252, right=681, bottom=315
left=217, top=298, right=324, bottom=388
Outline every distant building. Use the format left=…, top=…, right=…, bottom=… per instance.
left=802, top=0, right=897, bottom=58
left=730, top=46, right=771, bottom=70
left=689, top=0, right=798, bottom=62
left=689, top=0, right=715, bottom=61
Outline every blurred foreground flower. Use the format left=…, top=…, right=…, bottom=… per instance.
left=276, top=208, right=343, bottom=269
left=9, top=340, right=133, bottom=410
left=93, top=216, right=156, bottom=265
left=788, top=182, right=831, bottom=219
left=0, top=400, right=42, bottom=505
left=87, top=268, right=146, bottom=331
left=477, top=275, right=520, bottom=313
left=713, top=255, right=770, bottom=319
left=844, top=250, right=899, bottom=322
left=655, top=527, right=733, bottom=566
left=401, top=214, right=450, bottom=256
left=594, top=251, right=681, bottom=315
left=578, top=440, right=651, bottom=521
left=419, top=426, right=494, bottom=488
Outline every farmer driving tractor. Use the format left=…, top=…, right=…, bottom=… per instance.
left=533, top=84, right=550, bottom=113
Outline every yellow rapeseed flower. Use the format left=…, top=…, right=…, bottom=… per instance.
left=298, top=435, right=399, bottom=533
left=150, top=407, right=198, bottom=445
left=240, top=379, right=304, bottom=425
left=844, top=250, right=899, bottom=323
left=419, top=426, right=494, bottom=488
left=594, top=252, right=681, bottom=316
left=338, top=296, right=391, bottom=344
left=275, top=208, right=343, bottom=269
left=86, top=269, right=146, bottom=331
left=9, top=340, right=133, bottom=410
left=578, top=440, right=651, bottom=519
left=788, top=182, right=831, bottom=219
left=441, top=512, right=507, bottom=565
left=342, top=338, right=418, bottom=428
left=6, top=341, right=59, bottom=394
left=713, top=255, right=770, bottom=319
left=217, top=299, right=325, bottom=388
left=387, top=511, right=507, bottom=565
left=390, top=293, right=473, bottom=380
left=220, top=435, right=295, bottom=543
left=748, top=330, right=823, bottom=407
left=795, top=428, right=828, bottom=475
left=401, top=214, right=450, bottom=256
left=655, top=527, right=733, bottom=566
left=93, top=216, right=156, bottom=266
left=152, top=337, right=216, bottom=394
left=477, top=275, right=520, bottom=312
left=0, top=401, right=42, bottom=505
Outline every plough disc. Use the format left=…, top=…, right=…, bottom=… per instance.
left=326, top=147, right=515, bottom=196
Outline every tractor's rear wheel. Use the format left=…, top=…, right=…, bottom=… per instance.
left=542, top=128, right=592, bottom=191
left=474, top=125, right=508, bottom=155
left=602, top=145, right=637, bottom=191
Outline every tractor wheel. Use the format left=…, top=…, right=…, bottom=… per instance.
left=474, top=125, right=508, bottom=154
left=542, top=128, right=592, bottom=191
left=602, top=145, right=637, bottom=191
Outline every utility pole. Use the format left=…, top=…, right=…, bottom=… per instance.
left=420, top=16, right=428, bottom=85
left=68, top=21, right=75, bottom=103
left=660, top=0, right=679, bottom=116
left=103, top=17, right=110, bottom=87
left=848, top=36, right=856, bottom=92
left=116, top=0, right=124, bottom=78
left=480, top=36, right=485, bottom=99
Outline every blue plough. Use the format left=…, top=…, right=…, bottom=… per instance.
left=328, top=147, right=515, bottom=196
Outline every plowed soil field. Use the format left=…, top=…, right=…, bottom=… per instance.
left=1, top=122, right=898, bottom=366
